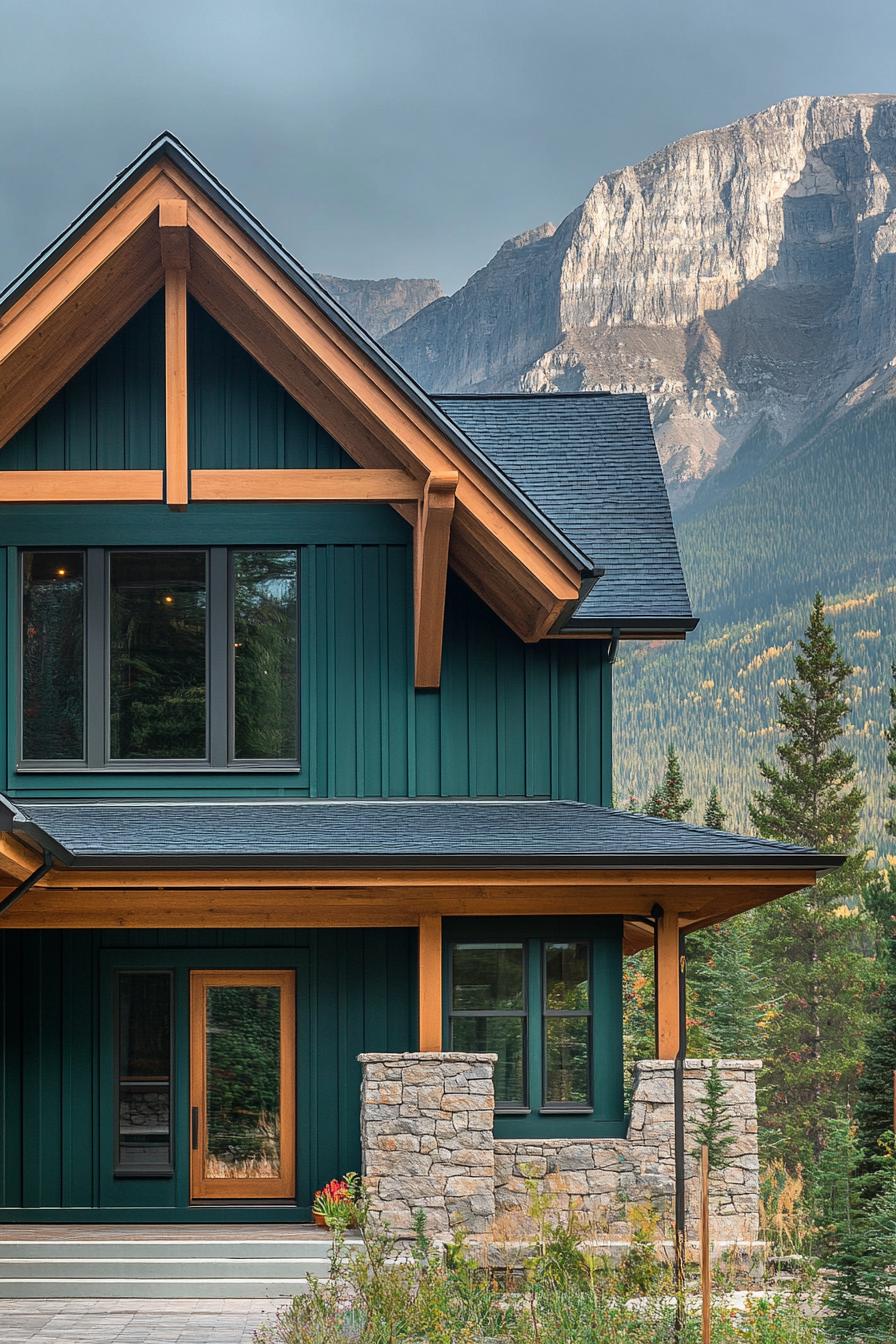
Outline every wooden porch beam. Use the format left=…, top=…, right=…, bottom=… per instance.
left=414, top=472, right=458, bottom=688
left=655, top=909, right=682, bottom=1060
left=0, top=834, right=41, bottom=884
left=418, top=914, right=443, bottom=1050
left=162, top=202, right=189, bottom=511
left=0, top=470, right=163, bottom=503
left=190, top=468, right=422, bottom=503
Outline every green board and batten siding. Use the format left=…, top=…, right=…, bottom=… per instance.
left=0, top=297, right=611, bottom=803
left=0, top=298, right=621, bottom=1220
left=0, top=929, right=417, bottom=1220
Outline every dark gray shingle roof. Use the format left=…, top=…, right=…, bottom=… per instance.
left=434, top=394, right=694, bottom=632
left=2, top=797, right=835, bottom=871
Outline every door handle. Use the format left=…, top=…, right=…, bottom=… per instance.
left=191, top=1106, right=199, bottom=1150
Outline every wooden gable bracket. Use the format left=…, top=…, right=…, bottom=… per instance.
left=414, top=471, right=458, bottom=688
left=159, top=200, right=190, bottom=510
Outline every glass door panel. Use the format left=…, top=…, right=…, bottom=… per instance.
left=189, top=970, right=295, bottom=1200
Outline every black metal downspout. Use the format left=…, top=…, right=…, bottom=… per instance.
left=0, top=852, right=53, bottom=917
left=673, top=924, right=687, bottom=1334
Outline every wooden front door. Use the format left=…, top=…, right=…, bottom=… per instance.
left=189, top=970, right=296, bottom=1200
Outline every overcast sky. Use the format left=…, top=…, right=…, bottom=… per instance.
left=2, top=0, right=896, bottom=293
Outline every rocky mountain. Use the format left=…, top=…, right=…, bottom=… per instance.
left=325, top=95, right=896, bottom=850
left=379, top=94, right=896, bottom=509
left=313, top=274, right=442, bottom=340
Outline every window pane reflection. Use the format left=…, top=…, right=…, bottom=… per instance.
left=21, top=551, right=84, bottom=760
left=109, top=551, right=207, bottom=759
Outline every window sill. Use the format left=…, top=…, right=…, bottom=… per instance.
left=539, top=1106, right=594, bottom=1116
left=495, top=1107, right=531, bottom=1117
left=16, top=764, right=303, bottom=775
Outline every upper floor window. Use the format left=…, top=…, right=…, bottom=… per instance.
left=20, top=547, right=299, bottom=770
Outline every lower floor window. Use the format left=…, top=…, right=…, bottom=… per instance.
left=115, top=971, right=173, bottom=1176
left=448, top=935, right=594, bottom=1113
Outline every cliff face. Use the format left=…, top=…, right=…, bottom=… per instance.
left=379, top=95, right=896, bottom=506
left=313, top=274, right=443, bottom=340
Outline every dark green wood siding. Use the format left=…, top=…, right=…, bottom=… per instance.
left=0, top=297, right=611, bottom=803
left=0, top=928, right=416, bottom=1218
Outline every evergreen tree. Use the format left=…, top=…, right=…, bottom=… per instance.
left=691, top=1058, right=736, bottom=1178
left=855, top=665, right=896, bottom=1160
left=748, top=595, right=870, bottom=1168
left=825, top=1143, right=896, bottom=1344
left=703, top=785, right=727, bottom=830
left=888, top=660, right=896, bottom=838
left=645, top=745, right=693, bottom=821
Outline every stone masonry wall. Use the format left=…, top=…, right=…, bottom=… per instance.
left=494, top=1060, right=761, bottom=1250
left=359, top=1054, right=761, bottom=1252
left=358, top=1052, right=497, bottom=1237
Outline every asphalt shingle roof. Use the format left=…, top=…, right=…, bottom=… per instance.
left=2, top=797, right=835, bottom=871
left=434, top=394, right=694, bottom=631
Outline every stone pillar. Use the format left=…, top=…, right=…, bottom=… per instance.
left=359, top=1052, right=496, bottom=1238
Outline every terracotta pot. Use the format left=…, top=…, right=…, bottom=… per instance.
left=312, top=1210, right=327, bottom=1227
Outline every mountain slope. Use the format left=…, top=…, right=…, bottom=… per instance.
left=383, top=93, right=896, bottom=509
left=324, top=94, right=896, bottom=851
left=313, top=274, right=442, bottom=339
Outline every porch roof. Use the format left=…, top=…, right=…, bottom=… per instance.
left=1, top=796, right=840, bottom=873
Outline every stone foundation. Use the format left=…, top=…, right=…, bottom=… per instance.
left=359, top=1053, right=761, bottom=1252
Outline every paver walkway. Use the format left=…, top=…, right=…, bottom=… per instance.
left=0, top=1298, right=290, bottom=1344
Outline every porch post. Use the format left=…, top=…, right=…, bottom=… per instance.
left=418, top=913, right=443, bottom=1050
left=655, top=908, right=681, bottom=1059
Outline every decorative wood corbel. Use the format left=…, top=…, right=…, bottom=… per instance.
left=414, top=471, right=458, bottom=688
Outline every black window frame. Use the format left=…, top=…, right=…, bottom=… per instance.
left=17, top=545, right=301, bottom=773
left=447, top=941, right=529, bottom=1113
left=113, top=968, right=175, bottom=1180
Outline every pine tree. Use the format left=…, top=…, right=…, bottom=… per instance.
left=687, top=786, right=760, bottom=1057
left=888, top=660, right=896, bottom=838
left=645, top=745, right=693, bottom=821
left=825, top=1144, right=896, bottom=1344
left=691, top=1058, right=736, bottom=1178
left=855, top=665, right=896, bottom=1160
left=703, top=786, right=727, bottom=830
left=748, top=595, right=870, bottom=1169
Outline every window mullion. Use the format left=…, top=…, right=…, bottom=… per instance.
left=527, top=939, right=541, bottom=1112
left=86, top=548, right=106, bottom=768
left=207, top=548, right=228, bottom=768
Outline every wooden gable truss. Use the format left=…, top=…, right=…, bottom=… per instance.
left=0, top=152, right=590, bottom=685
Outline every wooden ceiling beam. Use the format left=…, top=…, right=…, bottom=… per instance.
left=190, top=467, right=422, bottom=503
left=414, top=472, right=457, bottom=687
left=0, top=470, right=163, bottom=503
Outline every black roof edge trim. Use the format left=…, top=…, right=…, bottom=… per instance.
left=432, top=392, right=621, bottom=401
left=558, top=616, right=700, bottom=636
left=34, top=851, right=843, bottom=873
left=0, top=134, right=595, bottom=580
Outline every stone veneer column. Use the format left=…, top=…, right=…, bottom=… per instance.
left=359, top=1052, right=497, bottom=1238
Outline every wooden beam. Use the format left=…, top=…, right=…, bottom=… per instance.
left=418, top=914, right=443, bottom=1050
left=158, top=198, right=191, bottom=270
left=164, top=249, right=189, bottom=510
left=190, top=468, right=422, bottom=503
left=0, top=834, right=40, bottom=884
left=655, top=909, right=682, bottom=1060
left=0, top=470, right=163, bottom=502
left=414, top=472, right=457, bottom=688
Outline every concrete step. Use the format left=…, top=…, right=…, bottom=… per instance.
left=0, top=1276, right=316, bottom=1298
left=0, top=1256, right=333, bottom=1280
left=0, top=1236, right=362, bottom=1298
left=0, top=1238, right=343, bottom=1260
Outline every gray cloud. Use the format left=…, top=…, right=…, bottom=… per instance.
left=2, top=0, right=895, bottom=291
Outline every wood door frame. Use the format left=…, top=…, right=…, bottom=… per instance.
left=189, top=968, right=296, bottom=1201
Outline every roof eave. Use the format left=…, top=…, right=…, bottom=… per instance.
left=0, top=133, right=594, bottom=583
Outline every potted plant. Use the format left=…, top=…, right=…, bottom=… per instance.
left=312, top=1171, right=362, bottom=1228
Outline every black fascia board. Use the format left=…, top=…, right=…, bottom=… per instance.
left=0, top=133, right=595, bottom=583
left=558, top=614, right=701, bottom=636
